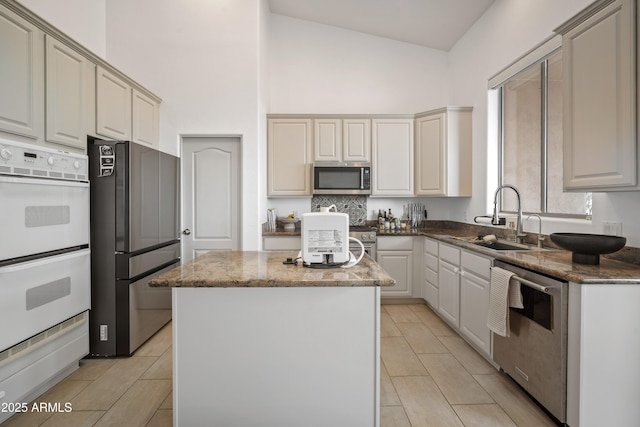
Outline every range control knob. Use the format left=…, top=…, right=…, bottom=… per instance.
left=47, top=156, right=55, bottom=166
left=0, top=148, right=11, bottom=160
left=73, top=160, right=81, bottom=170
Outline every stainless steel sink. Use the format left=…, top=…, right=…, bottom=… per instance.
left=472, top=240, right=532, bottom=251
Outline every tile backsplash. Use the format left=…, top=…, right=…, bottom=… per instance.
left=311, top=196, right=367, bottom=225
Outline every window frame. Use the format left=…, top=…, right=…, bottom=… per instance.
left=494, top=44, right=591, bottom=220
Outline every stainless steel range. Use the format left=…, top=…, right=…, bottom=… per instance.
left=349, top=225, right=377, bottom=260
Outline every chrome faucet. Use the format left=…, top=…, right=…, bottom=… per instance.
left=527, top=214, right=544, bottom=248
left=492, top=184, right=526, bottom=244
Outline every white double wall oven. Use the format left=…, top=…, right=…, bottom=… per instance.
left=0, top=139, right=90, bottom=420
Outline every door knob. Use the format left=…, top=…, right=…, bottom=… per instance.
left=182, top=229, right=191, bottom=235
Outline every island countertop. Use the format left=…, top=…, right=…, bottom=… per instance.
left=149, top=250, right=395, bottom=288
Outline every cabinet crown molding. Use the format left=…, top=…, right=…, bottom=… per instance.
left=554, top=0, right=619, bottom=34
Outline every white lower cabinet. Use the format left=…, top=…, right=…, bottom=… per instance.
left=377, top=236, right=414, bottom=298
left=262, top=236, right=301, bottom=251
left=423, top=237, right=439, bottom=308
left=437, top=243, right=460, bottom=327
left=459, top=250, right=493, bottom=357
left=427, top=240, right=493, bottom=359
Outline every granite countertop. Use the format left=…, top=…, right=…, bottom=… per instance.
left=149, top=250, right=396, bottom=288
left=262, top=221, right=640, bottom=284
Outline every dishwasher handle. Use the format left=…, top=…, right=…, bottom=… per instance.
left=511, top=274, right=551, bottom=293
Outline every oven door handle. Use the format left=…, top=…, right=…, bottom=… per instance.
left=0, top=175, right=89, bottom=188
left=0, top=248, right=90, bottom=272
left=511, top=274, right=552, bottom=293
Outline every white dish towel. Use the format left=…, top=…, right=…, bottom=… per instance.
left=487, top=266, right=524, bottom=337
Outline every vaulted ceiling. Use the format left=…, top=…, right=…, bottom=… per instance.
left=268, top=0, right=496, bottom=51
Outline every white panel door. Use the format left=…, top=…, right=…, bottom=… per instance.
left=181, top=136, right=241, bottom=261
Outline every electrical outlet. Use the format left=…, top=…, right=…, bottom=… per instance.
left=603, top=221, right=622, bottom=236
left=100, top=325, right=108, bottom=341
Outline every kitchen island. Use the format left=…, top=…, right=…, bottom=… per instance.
left=150, top=250, right=394, bottom=427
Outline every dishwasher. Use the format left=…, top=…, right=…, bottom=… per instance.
left=492, top=260, right=569, bottom=424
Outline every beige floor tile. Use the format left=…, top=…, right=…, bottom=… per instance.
left=158, top=391, right=173, bottom=410
left=133, top=322, right=172, bottom=357
left=381, top=312, right=403, bottom=337
left=380, top=405, right=411, bottom=427
left=146, top=409, right=173, bottom=427
left=452, top=403, right=517, bottom=427
left=40, top=411, right=105, bottom=427
left=70, top=356, right=157, bottom=410
left=141, top=347, right=172, bottom=380
left=396, top=322, right=448, bottom=354
left=407, top=303, right=429, bottom=313
left=413, top=308, right=457, bottom=336
left=93, top=379, right=171, bottom=427
left=0, top=304, right=557, bottom=427
left=381, top=336, right=428, bottom=377
left=474, top=374, right=557, bottom=427
left=2, top=379, right=92, bottom=427
left=419, top=353, right=494, bottom=405
left=392, top=376, right=464, bottom=427
left=385, top=305, right=422, bottom=323
left=66, top=359, right=118, bottom=381
left=438, top=335, right=496, bottom=374
left=380, top=361, right=401, bottom=406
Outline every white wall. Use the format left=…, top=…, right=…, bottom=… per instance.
left=16, top=0, right=106, bottom=57
left=448, top=0, right=640, bottom=246
left=268, top=14, right=449, bottom=114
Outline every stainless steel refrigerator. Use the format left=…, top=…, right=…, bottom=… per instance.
left=88, top=137, right=180, bottom=356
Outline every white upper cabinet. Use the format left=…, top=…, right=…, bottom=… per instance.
left=371, top=118, right=414, bottom=196
left=132, top=88, right=159, bottom=146
left=267, top=118, right=313, bottom=197
left=415, top=107, right=472, bottom=197
left=343, top=118, right=370, bottom=162
left=45, top=35, right=94, bottom=150
left=97, top=66, right=160, bottom=147
left=314, top=118, right=342, bottom=162
left=557, top=0, right=638, bottom=191
left=0, top=5, right=44, bottom=140
left=313, top=118, right=370, bottom=162
left=96, top=66, right=132, bottom=141
left=0, top=2, right=160, bottom=153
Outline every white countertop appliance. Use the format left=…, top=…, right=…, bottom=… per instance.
left=301, top=212, right=350, bottom=266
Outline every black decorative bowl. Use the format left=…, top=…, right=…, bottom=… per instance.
left=550, top=233, right=626, bottom=265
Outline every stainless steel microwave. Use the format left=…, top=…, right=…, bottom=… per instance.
left=312, top=162, right=371, bottom=195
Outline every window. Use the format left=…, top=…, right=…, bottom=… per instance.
left=494, top=45, right=591, bottom=218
